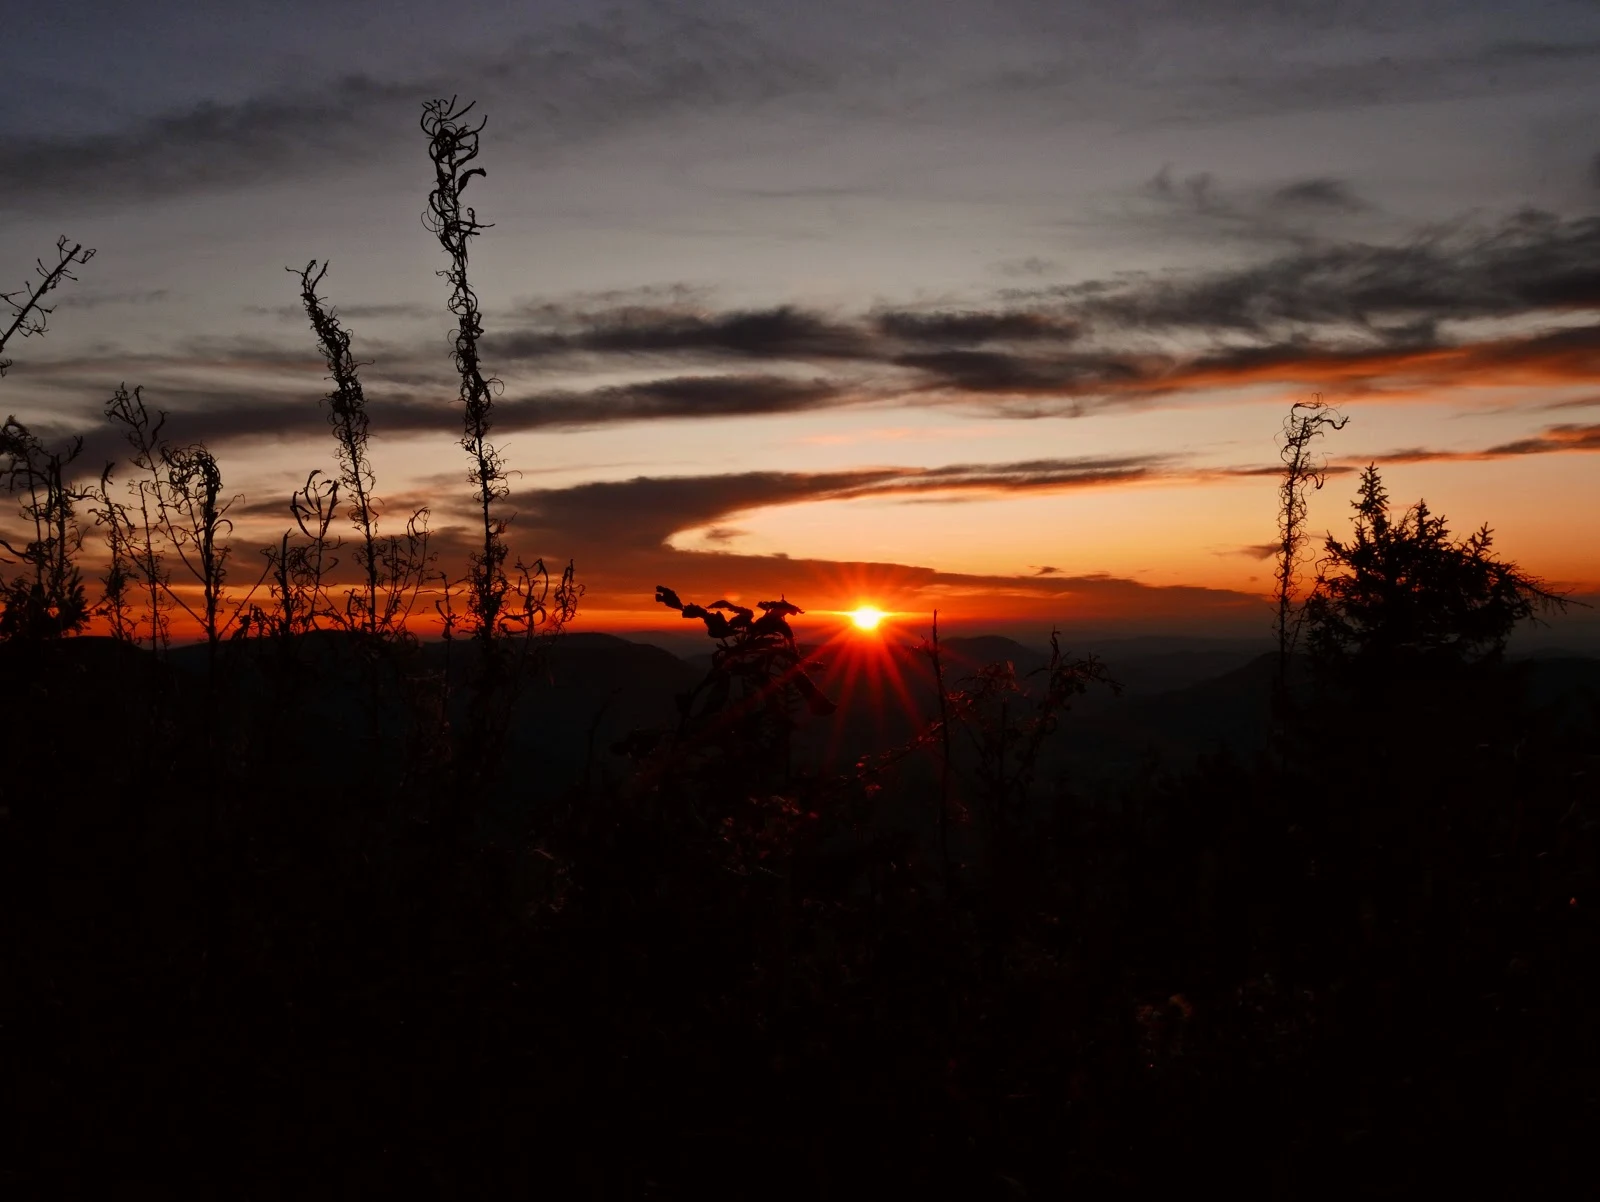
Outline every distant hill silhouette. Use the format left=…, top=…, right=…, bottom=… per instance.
left=47, top=628, right=1600, bottom=798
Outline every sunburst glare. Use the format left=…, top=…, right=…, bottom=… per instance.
left=850, top=606, right=885, bottom=631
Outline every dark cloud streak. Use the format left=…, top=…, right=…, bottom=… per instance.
left=494, top=462, right=1271, bottom=632
left=512, top=455, right=1169, bottom=555
left=0, top=17, right=832, bottom=211
left=1368, top=421, right=1600, bottom=464
left=19, top=208, right=1600, bottom=450
left=488, top=306, right=875, bottom=363
left=521, top=375, right=852, bottom=427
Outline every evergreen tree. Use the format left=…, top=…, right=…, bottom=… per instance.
left=1305, top=464, right=1563, bottom=671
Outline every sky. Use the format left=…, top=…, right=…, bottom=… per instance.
left=3, top=0, right=1599, bottom=642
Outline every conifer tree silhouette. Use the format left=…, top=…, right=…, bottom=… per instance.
left=1305, top=464, right=1565, bottom=671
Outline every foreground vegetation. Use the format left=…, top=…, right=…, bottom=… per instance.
left=5, top=517, right=1596, bottom=1198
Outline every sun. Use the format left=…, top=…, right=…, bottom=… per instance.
left=850, top=606, right=885, bottom=631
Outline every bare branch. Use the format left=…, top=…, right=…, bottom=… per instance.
left=1, top=237, right=96, bottom=376
left=1274, top=395, right=1348, bottom=688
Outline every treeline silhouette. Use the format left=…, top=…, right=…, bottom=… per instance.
left=4, top=103, right=1599, bottom=1198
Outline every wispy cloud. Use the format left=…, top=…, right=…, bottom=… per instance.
left=0, top=15, right=833, bottom=211
left=245, top=301, right=437, bottom=322
left=1226, top=542, right=1282, bottom=560
left=34, top=372, right=861, bottom=465
left=19, top=209, right=1600, bottom=453
left=0, top=75, right=422, bottom=210
left=486, top=209, right=1600, bottom=415
left=1269, top=178, right=1370, bottom=213
left=518, top=375, right=854, bottom=427
left=509, top=454, right=1171, bottom=553
left=1367, top=421, right=1600, bottom=464
left=1036, top=209, right=1600, bottom=333
left=487, top=305, right=876, bottom=363
left=56, top=289, right=173, bottom=311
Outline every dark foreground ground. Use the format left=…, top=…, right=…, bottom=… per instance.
left=4, top=632, right=1599, bottom=1197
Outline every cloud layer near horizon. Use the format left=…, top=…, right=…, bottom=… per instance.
left=17, top=208, right=1600, bottom=455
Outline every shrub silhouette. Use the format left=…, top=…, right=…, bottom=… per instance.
left=0, top=238, right=95, bottom=638
left=0, top=419, right=90, bottom=639
left=159, top=441, right=265, bottom=675
left=650, top=586, right=835, bottom=782
left=1305, top=463, right=1566, bottom=672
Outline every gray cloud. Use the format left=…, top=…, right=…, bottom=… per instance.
left=9, top=2, right=1600, bottom=221
left=483, top=208, right=1600, bottom=404
left=0, top=75, right=422, bottom=210
left=36, top=372, right=860, bottom=465
left=894, top=348, right=1150, bottom=395
left=56, top=288, right=173, bottom=311
left=1229, top=542, right=1282, bottom=560
left=1368, top=421, right=1600, bottom=463
left=994, top=257, right=1056, bottom=279
left=1269, top=178, right=1369, bottom=213
left=1059, top=210, right=1600, bottom=334
left=874, top=310, right=1080, bottom=345
left=246, top=301, right=437, bottom=322
left=1156, top=32, right=1600, bottom=125
left=22, top=207, right=1600, bottom=455
left=0, top=15, right=833, bottom=211
left=1109, top=168, right=1386, bottom=253
left=488, top=305, right=875, bottom=363
left=518, top=375, right=852, bottom=427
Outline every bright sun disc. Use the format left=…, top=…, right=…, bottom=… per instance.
left=850, top=606, right=885, bottom=631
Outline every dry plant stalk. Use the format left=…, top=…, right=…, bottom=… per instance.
left=255, top=470, right=341, bottom=638
left=1274, top=397, right=1347, bottom=686
left=85, top=463, right=138, bottom=642
left=284, top=263, right=435, bottom=642
left=418, top=96, right=578, bottom=804
left=421, top=96, right=508, bottom=646
left=159, top=442, right=266, bottom=674
left=105, top=384, right=171, bottom=651
left=291, top=260, right=433, bottom=637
